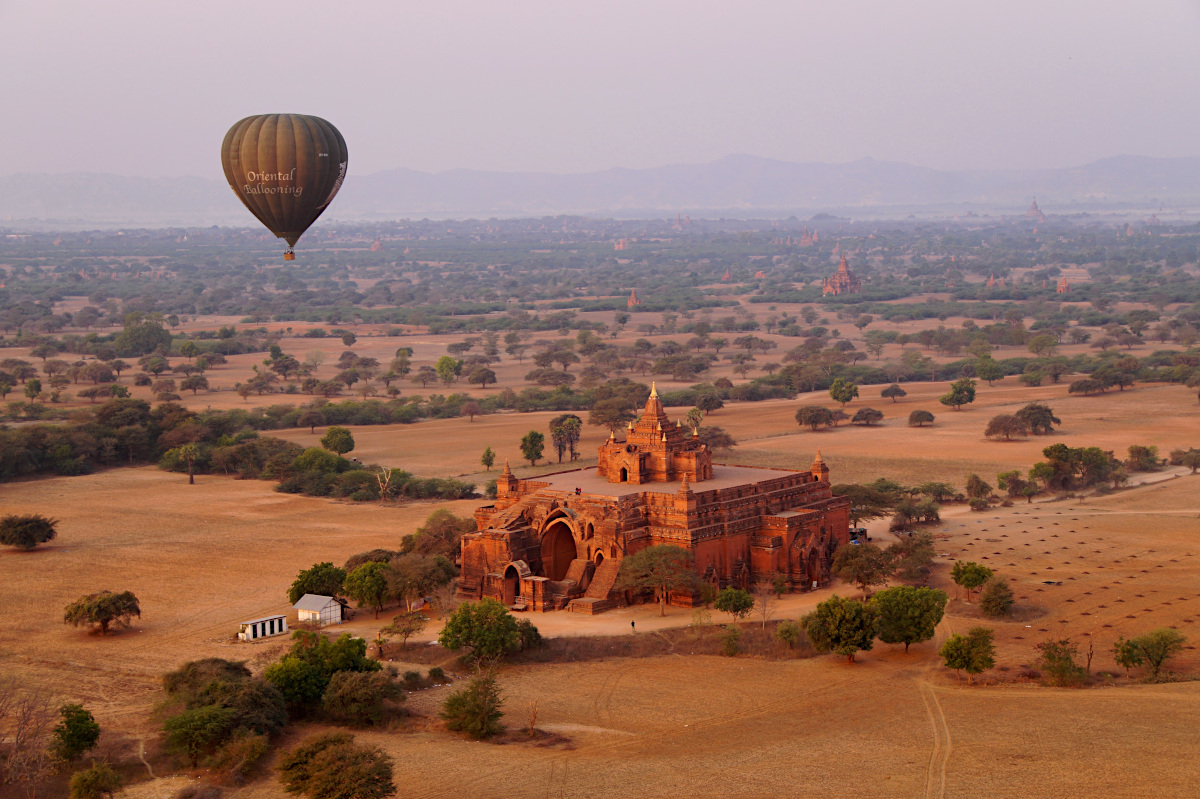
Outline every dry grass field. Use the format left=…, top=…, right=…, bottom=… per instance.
left=3, top=367, right=1200, bottom=796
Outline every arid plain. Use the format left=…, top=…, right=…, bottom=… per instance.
left=2, top=337, right=1199, bottom=797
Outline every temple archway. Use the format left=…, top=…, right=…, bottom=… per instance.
left=619, top=466, right=629, bottom=482
left=540, top=521, right=576, bottom=581
left=502, top=564, right=520, bottom=605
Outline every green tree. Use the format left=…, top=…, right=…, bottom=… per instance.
left=831, top=543, right=892, bottom=599
left=831, top=484, right=895, bottom=527
left=277, top=732, right=395, bottom=799
left=68, top=761, right=123, bottom=799
left=379, top=612, right=428, bottom=650
left=440, top=670, right=504, bottom=740
left=548, top=414, right=583, bottom=463
left=344, top=562, right=390, bottom=619
left=435, top=355, right=462, bottom=386
left=829, top=377, right=859, bottom=406
left=938, top=377, right=976, bottom=411
left=950, top=561, right=993, bottom=600
left=975, top=357, right=1004, bottom=385
left=939, top=627, right=995, bottom=682
left=297, top=409, right=325, bottom=433
left=320, top=426, right=355, bottom=455
left=615, top=545, right=697, bottom=616
left=1015, top=402, right=1060, bottom=435
left=803, top=594, right=879, bottom=663
left=438, top=598, right=522, bottom=662
left=850, top=407, right=884, bottom=426
left=163, top=705, right=236, bottom=766
left=1119, top=629, right=1187, bottom=680
left=889, top=530, right=936, bottom=584
left=264, top=632, right=380, bottom=710
left=386, top=553, right=456, bottom=610
left=288, top=562, right=347, bottom=604
left=52, top=703, right=101, bottom=762
left=965, top=474, right=992, bottom=500
left=713, top=587, right=754, bottom=620
left=795, top=405, right=834, bottom=431
left=0, top=513, right=58, bottom=550
left=978, top=577, right=1015, bottom=618
left=1036, top=638, right=1086, bottom=686
left=869, top=586, right=947, bottom=652
left=588, top=397, right=635, bottom=433
left=480, top=446, right=496, bottom=471
left=519, top=430, right=544, bottom=466
left=63, top=591, right=140, bottom=635
left=880, top=383, right=907, bottom=402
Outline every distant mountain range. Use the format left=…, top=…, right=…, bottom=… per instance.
left=3, top=154, right=1199, bottom=229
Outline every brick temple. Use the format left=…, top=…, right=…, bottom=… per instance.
left=459, top=387, right=851, bottom=613
left=822, top=252, right=862, bottom=295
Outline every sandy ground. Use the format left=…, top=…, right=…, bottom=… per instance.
left=3, top=466, right=1200, bottom=797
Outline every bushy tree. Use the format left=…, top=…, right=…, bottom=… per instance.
left=939, top=377, right=976, bottom=410
left=978, top=576, right=1015, bottom=618
left=831, top=483, right=895, bottom=527
left=984, top=414, right=1030, bottom=440
left=379, top=612, right=428, bottom=651
left=322, top=670, right=404, bottom=726
left=387, top=553, right=456, bottom=611
left=615, top=545, right=697, bottom=615
left=438, top=598, right=522, bottom=662
left=713, top=587, right=754, bottom=620
left=830, top=543, right=892, bottom=599
left=907, top=409, right=935, bottom=427
left=277, top=732, right=395, bottom=799
left=548, top=414, right=583, bottom=463
left=440, top=671, right=504, bottom=740
left=829, top=377, right=859, bottom=406
left=164, top=705, right=236, bottom=767
left=343, top=562, right=390, bottom=619
left=1115, top=629, right=1187, bottom=680
left=889, top=531, right=936, bottom=584
left=0, top=513, right=58, bottom=549
left=951, top=561, right=993, bottom=600
left=1036, top=638, right=1086, bottom=686
left=1015, top=402, right=1060, bottom=435
left=795, top=405, right=834, bottom=431
left=803, top=594, right=879, bottom=663
left=264, top=632, right=380, bottom=710
left=939, top=627, right=995, bottom=682
left=880, top=383, right=907, bottom=402
left=52, top=703, right=101, bottom=762
left=63, top=591, right=140, bottom=635
left=288, top=562, right=346, bottom=604
left=870, top=586, right=947, bottom=652
left=519, top=430, right=544, bottom=466
left=320, top=426, right=355, bottom=455
left=851, top=407, right=884, bottom=426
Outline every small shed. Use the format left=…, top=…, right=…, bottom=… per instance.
left=293, top=594, right=343, bottom=626
left=239, top=614, right=288, bottom=642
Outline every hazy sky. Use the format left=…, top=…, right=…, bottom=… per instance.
left=3, top=0, right=1200, bottom=179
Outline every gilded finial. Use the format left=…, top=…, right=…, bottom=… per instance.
left=650, top=382, right=658, bottom=398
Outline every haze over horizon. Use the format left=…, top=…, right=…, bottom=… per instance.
left=3, top=0, right=1200, bottom=181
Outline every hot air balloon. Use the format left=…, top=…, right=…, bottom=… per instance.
left=220, top=114, right=347, bottom=260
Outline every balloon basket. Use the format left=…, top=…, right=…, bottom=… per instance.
left=284, top=250, right=295, bottom=261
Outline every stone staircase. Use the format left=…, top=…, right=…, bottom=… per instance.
left=568, top=558, right=621, bottom=614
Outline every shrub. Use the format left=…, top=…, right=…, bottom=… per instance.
left=775, top=620, right=802, bottom=649
left=978, top=577, right=1015, bottom=618
left=437, top=598, right=521, bottom=663
left=0, top=513, right=58, bottom=549
left=277, top=733, right=395, bottom=799
left=53, top=703, right=101, bottom=762
left=1035, top=638, right=1086, bottom=687
left=721, top=625, right=742, bottom=656
left=208, top=732, right=269, bottom=785
left=440, top=671, right=504, bottom=740
left=174, top=785, right=222, bottom=799
left=69, top=761, right=123, bottom=799
left=427, top=667, right=446, bottom=683
left=322, top=670, right=404, bottom=726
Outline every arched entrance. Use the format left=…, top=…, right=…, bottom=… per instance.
left=540, top=521, right=576, bottom=581
left=502, top=565, right=520, bottom=605
left=594, top=551, right=605, bottom=566
left=619, top=467, right=629, bottom=482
